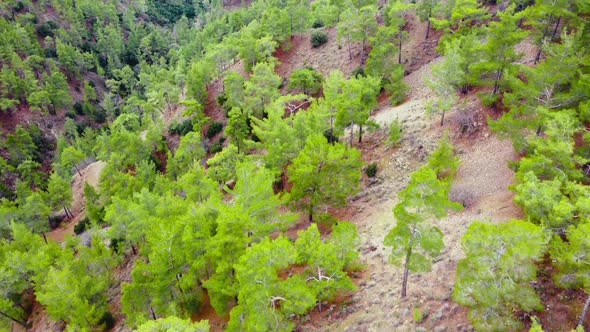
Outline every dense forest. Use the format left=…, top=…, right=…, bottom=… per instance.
left=0, top=0, right=589, bottom=330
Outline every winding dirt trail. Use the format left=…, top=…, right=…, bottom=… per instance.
left=46, top=160, right=106, bottom=242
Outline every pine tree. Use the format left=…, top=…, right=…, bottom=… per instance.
left=551, top=221, right=590, bottom=328
left=288, top=134, right=362, bottom=222
left=225, top=107, right=250, bottom=153
left=46, top=172, right=73, bottom=219
left=384, top=136, right=461, bottom=297
left=453, top=220, right=548, bottom=331
left=471, top=6, right=528, bottom=97
left=244, top=62, right=282, bottom=119
left=227, top=236, right=316, bottom=331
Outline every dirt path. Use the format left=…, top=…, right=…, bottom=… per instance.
left=46, top=160, right=106, bottom=242
left=315, top=56, right=521, bottom=330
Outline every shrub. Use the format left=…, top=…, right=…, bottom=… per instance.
left=323, top=129, right=338, bottom=144
left=110, top=238, right=124, bottom=253
left=216, top=92, right=228, bottom=106
left=288, top=67, right=323, bottom=95
left=311, top=30, right=328, bottom=48
left=36, top=21, right=57, bottom=38
left=312, top=19, right=324, bottom=28
left=98, top=311, right=116, bottom=330
left=209, top=139, right=223, bottom=154
left=480, top=92, right=499, bottom=107
left=413, top=308, right=424, bottom=323
left=74, top=217, right=89, bottom=235
left=206, top=121, right=223, bottom=138
left=14, top=2, right=25, bottom=12
left=44, top=48, right=57, bottom=58
left=389, top=118, right=402, bottom=145
left=365, top=163, right=378, bottom=178
left=385, top=80, right=408, bottom=105
left=73, top=102, right=84, bottom=115
left=352, top=67, right=365, bottom=78
left=169, top=119, right=194, bottom=136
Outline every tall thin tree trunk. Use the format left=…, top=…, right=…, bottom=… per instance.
left=150, top=307, right=157, bottom=320
left=440, top=110, right=445, bottom=127
left=42, top=232, right=48, bottom=244
left=425, top=8, right=431, bottom=40
left=347, top=34, right=352, bottom=60
left=550, top=16, right=561, bottom=40
left=0, top=310, right=27, bottom=327
left=578, top=294, right=590, bottom=327
left=401, top=246, right=412, bottom=298
left=358, top=124, right=363, bottom=143
left=398, top=37, right=402, bottom=64
left=74, top=165, right=82, bottom=176
left=131, top=244, right=137, bottom=255
left=349, top=122, right=354, bottom=148
left=330, top=116, right=335, bottom=145
left=534, top=14, right=553, bottom=64
left=492, top=67, right=503, bottom=95
left=308, top=204, right=313, bottom=223
left=361, top=38, right=366, bottom=65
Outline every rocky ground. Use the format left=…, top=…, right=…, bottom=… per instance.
left=303, top=56, right=521, bottom=331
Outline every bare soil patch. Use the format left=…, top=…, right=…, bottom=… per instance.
left=46, top=160, right=106, bottom=242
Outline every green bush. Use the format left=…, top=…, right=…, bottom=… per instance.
left=389, top=118, right=402, bottom=145
left=311, top=30, right=328, bottom=48
left=74, top=217, right=89, bottom=235
left=323, top=129, right=338, bottom=144
left=98, top=311, right=116, bottom=330
left=413, top=308, right=424, bottom=323
left=312, top=19, right=324, bottom=28
left=216, top=92, right=228, bottom=106
left=365, top=163, right=378, bottom=178
left=37, top=20, right=57, bottom=38
left=480, top=92, right=499, bottom=107
left=352, top=67, right=365, bottom=78
left=73, top=102, right=84, bottom=115
left=287, top=67, right=323, bottom=95
left=209, top=137, right=224, bottom=154
left=206, top=121, right=223, bottom=138
left=169, top=119, right=194, bottom=136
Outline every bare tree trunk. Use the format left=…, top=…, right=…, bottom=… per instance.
left=329, top=116, right=335, bottom=145
left=150, top=307, right=157, bottom=320
left=308, top=204, right=313, bottom=223
left=401, top=246, right=412, bottom=298
left=349, top=122, right=354, bottom=148
left=534, top=14, right=553, bottom=64
left=358, top=124, right=363, bottom=144
left=578, top=294, right=590, bottom=327
left=398, top=37, right=402, bottom=64
left=361, top=38, right=366, bottom=66
left=550, top=16, right=561, bottom=40
left=492, top=67, right=504, bottom=95
left=42, top=232, right=48, bottom=244
left=74, top=164, right=82, bottom=176
left=347, top=34, right=352, bottom=60
left=425, top=8, right=431, bottom=40
left=440, top=110, right=445, bottom=127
